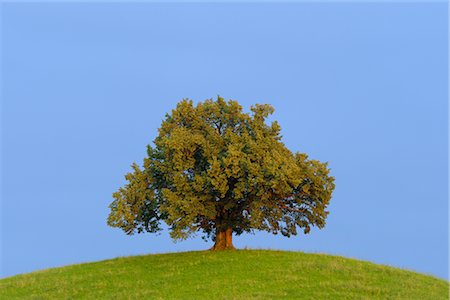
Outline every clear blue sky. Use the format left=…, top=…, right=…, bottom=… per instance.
left=1, top=3, right=448, bottom=279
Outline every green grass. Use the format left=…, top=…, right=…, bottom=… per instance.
left=1, top=250, right=448, bottom=299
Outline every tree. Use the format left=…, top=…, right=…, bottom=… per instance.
left=107, top=97, right=335, bottom=250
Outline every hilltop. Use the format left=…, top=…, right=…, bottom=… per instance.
left=1, top=250, right=447, bottom=299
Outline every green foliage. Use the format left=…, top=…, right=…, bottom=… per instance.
left=1, top=251, right=448, bottom=299
left=107, top=163, right=161, bottom=234
left=108, top=96, right=335, bottom=241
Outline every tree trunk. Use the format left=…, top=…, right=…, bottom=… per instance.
left=210, top=227, right=235, bottom=250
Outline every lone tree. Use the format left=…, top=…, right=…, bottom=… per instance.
left=108, top=97, right=335, bottom=250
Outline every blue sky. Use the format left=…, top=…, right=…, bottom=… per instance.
left=1, top=3, right=448, bottom=279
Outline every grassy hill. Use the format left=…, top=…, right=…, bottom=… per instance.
left=1, top=250, right=448, bottom=299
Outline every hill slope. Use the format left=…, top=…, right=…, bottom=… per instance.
left=1, top=250, right=447, bottom=299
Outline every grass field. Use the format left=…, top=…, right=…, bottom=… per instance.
left=1, top=250, right=448, bottom=299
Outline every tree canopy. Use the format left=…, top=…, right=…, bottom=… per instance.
left=107, top=97, right=335, bottom=250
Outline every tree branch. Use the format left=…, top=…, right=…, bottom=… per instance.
left=279, top=204, right=306, bottom=213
